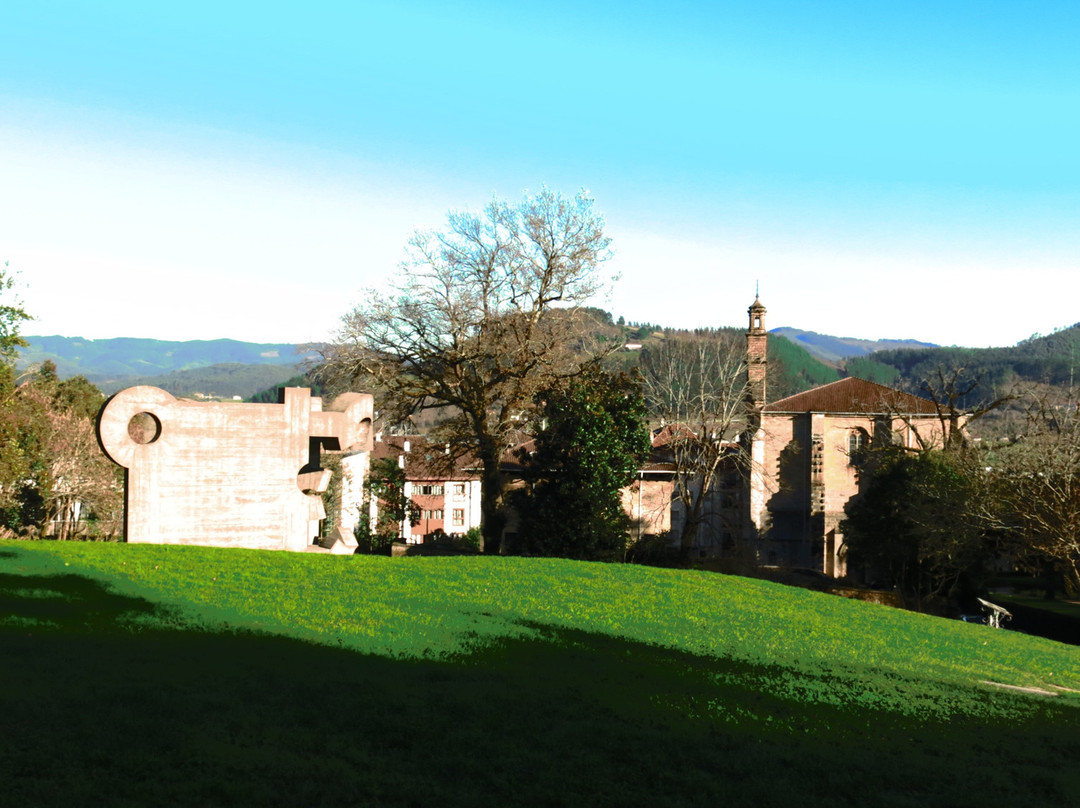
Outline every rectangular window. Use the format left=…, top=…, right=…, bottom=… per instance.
left=418, top=484, right=444, bottom=496
left=452, top=509, right=465, bottom=527
left=422, top=509, right=443, bottom=521
left=453, top=483, right=466, bottom=500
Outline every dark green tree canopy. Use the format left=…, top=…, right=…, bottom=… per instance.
left=843, top=448, right=984, bottom=604
left=514, top=369, right=650, bottom=561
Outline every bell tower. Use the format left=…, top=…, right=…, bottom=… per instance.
left=744, top=291, right=769, bottom=546
left=746, top=292, right=767, bottom=418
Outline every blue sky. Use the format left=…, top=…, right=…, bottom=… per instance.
left=2, top=1, right=1078, bottom=347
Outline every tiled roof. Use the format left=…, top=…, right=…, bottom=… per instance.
left=764, top=377, right=940, bottom=415
left=371, top=435, right=481, bottom=480
left=651, top=423, right=698, bottom=447
left=370, top=433, right=539, bottom=479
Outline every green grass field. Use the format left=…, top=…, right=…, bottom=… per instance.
left=3, top=539, right=1079, bottom=807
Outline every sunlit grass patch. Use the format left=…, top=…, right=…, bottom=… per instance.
left=2, top=539, right=1079, bottom=807
left=7, top=541, right=1078, bottom=708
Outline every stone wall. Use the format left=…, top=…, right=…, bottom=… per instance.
left=97, top=386, right=373, bottom=552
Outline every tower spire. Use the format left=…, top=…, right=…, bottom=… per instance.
left=746, top=293, right=767, bottom=415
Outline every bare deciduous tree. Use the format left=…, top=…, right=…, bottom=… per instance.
left=908, top=366, right=1017, bottom=450
left=639, top=333, right=752, bottom=561
left=324, top=188, right=614, bottom=551
left=996, top=389, right=1080, bottom=595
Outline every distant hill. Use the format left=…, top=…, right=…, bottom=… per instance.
left=17, top=336, right=320, bottom=400
left=845, top=323, right=1080, bottom=402
left=770, top=328, right=939, bottom=366
left=609, top=326, right=840, bottom=401
left=33, top=317, right=1074, bottom=409
left=17, top=336, right=318, bottom=380
left=94, top=363, right=306, bottom=400
left=766, top=333, right=840, bottom=398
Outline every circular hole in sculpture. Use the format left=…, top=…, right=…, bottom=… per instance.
left=128, top=412, right=162, bottom=445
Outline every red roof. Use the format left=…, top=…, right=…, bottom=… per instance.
left=651, top=423, right=698, bottom=447
left=764, top=377, right=939, bottom=415
left=370, top=433, right=540, bottom=479
left=371, top=435, right=481, bottom=480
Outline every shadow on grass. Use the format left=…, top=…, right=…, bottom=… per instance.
left=1, top=562, right=1078, bottom=807
left=994, top=597, right=1080, bottom=646
left=0, top=570, right=173, bottom=631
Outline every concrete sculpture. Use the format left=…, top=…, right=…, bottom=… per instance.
left=97, top=386, right=373, bottom=553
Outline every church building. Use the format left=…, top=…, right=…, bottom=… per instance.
left=743, top=298, right=949, bottom=576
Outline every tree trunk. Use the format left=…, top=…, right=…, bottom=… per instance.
left=1043, top=559, right=1058, bottom=601
left=678, top=486, right=707, bottom=564
left=477, top=438, right=506, bottom=555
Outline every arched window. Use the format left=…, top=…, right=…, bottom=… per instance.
left=848, top=428, right=869, bottom=464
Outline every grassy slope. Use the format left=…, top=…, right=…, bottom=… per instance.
left=3, top=540, right=1079, bottom=807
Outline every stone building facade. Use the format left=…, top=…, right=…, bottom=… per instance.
left=363, top=434, right=484, bottom=543
left=744, top=299, right=950, bottom=575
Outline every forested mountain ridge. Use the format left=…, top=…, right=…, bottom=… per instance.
left=17, top=336, right=318, bottom=380
left=17, top=321, right=844, bottom=404
left=16, top=336, right=318, bottom=399
left=767, top=332, right=840, bottom=398
left=845, top=323, right=1080, bottom=398
left=248, top=332, right=840, bottom=413
left=43, top=312, right=1060, bottom=406
left=599, top=320, right=841, bottom=402
left=94, top=363, right=308, bottom=399
left=770, top=327, right=939, bottom=365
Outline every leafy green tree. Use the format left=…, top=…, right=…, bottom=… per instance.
left=514, top=369, right=650, bottom=561
left=841, top=447, right=1000, bottom=608
left=0, top=261, right=31, bottom=364
left=354, top=456, right=419, bottom=553
left=7, top=363, right=122, bottom=539
left=0, top=261, right=33, bottom=527
left=0, top=364, right=30, bottom=528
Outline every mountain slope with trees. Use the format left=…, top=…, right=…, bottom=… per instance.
left=846, top=323, right=1080, bottom=407
left=17, top=335, right=317, bottom=380
left=609, top=327, right=839, bottom=401
left=95, top=363, right=305, bottom=400
left=771, top=327, right=939, bottom=365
